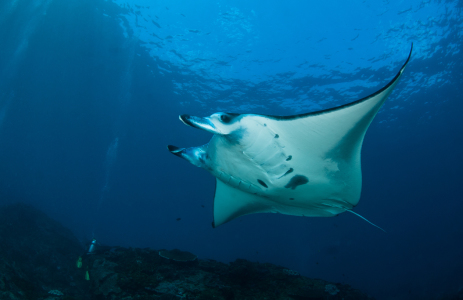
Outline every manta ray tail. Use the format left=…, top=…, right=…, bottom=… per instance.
left=346, top=210, right=386, bottom=232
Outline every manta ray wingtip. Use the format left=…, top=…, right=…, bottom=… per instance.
left=403, top=43, right=413, bottom=67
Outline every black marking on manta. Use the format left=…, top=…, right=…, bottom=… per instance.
left=284, top=175, right=309, bottom=190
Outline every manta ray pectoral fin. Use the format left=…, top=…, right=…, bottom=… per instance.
left=212, top=179, right=275, bottom=227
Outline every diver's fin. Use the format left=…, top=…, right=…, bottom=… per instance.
left=76, top=256, right=82, bottom=268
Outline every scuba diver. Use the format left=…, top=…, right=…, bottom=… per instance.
left=87, top=239, right=98, bottom=255
left=76, top=239, right=99, bottom=280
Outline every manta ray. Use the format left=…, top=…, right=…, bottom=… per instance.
left=168, top=46, right=412, bottom=229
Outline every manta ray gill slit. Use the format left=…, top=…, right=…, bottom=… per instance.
left=257, top=179, right=268, bottom=188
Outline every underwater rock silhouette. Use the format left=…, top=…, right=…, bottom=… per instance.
left=0, top=203, right=89, bottom=299
left=0, top=203, right=377, bottom=299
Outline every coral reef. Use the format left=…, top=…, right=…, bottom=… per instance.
left=159, top=249, right=197, bottom=262
left=0, top=203, right=377, bottom=300
left=89, top=250, right=372, bottom=300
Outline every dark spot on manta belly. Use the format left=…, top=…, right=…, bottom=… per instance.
left=257, top=179, right=268, bottom=188
left=274, top=134, right=279, bottom=138
left=286, top=155, right=292, bottom=161
left=284, top=175, right=309, bottom=190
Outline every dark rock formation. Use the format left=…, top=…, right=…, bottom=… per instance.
left=0, top=203, right=89, bottom=299
left=0, top=203, right=375, bottom=300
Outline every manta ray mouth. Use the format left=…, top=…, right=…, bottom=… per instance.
left=179, top=114, right=218, bottom=134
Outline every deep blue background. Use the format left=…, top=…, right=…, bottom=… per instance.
left=1, top=0, right=462, bottom=299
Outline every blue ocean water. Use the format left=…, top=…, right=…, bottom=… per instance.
left=0, top=0, right=462, bottom=299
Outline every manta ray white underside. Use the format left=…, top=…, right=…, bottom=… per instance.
left=168, top=45, right=412, bottom=228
